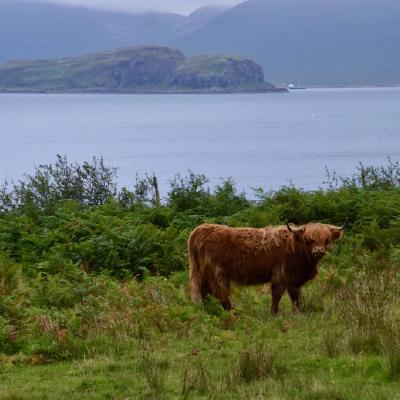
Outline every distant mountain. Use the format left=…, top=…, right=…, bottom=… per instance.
left=171, top=0, right=400, bottom=86
left=2, top=0, right=399, bottom=86
left=0, top=1, right=185, bottom=62
left=0, top=45, right=284, bottom=93
left=170, top=7, right=229, bottom=38
left=0, top=1, right=231, bottom=64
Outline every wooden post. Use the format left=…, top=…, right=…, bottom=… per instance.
left=152, top=175, right=161, bottom=207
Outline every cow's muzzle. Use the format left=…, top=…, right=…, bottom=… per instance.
left=312, top=248, right=326, bottom=259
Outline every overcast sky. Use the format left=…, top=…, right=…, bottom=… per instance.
left=23, top=0, right=243, bottom=14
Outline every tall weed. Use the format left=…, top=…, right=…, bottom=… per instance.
left=335, top=268, right=399, bottom=356
left=137, top=343, right=168, bottom=398
left=236, top=344, right=285, bottom=382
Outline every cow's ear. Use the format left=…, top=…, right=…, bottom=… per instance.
left=292, top=226, right=306, bottom=241
left=330, top=228, right=343, bottom=240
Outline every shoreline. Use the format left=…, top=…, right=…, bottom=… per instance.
left=0, top=88, right=288, bottom=95
left=1, top=86, right=399, bottom=95
left=290, top=85, right=400, bottom=89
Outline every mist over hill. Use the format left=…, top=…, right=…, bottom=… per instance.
left=0, top=1, right=186, bottom=61
left=0, top=1, right=227, bottom=63
left=1, top=0, right=399, bottom=86
left=170, top=6, right=229, bottom=38
left=172, top=0, right=400, bottom=86
left=0, top=1, right=184, bottom=62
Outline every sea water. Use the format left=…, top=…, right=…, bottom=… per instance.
left=0, top=87, right=399, bottom=195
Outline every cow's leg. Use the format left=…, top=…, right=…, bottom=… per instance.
left=288, top=286, right=300, bottom=313
left=200, top=279, right=211, bottom=300
left=271, top=283, right=285, bottom=315
left=217, top=286, right=232, bottom=311
left=209, top=270, right=232, bottom=310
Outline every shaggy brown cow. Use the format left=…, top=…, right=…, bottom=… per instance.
left=188, top=221, right=346, bottom=314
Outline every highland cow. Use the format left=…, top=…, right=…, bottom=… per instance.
left=188, top=221, right=346, bottom=314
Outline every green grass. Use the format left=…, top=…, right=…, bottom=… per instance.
left=0, top=45, right=265, bottom=92
left=1, top=160, right=400, bottom=398
left=177, top=54, right=246, bottom=74
left=1, top=270, right=400, bottom=399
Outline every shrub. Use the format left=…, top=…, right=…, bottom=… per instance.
left=329, top=158, right=400, bottom=190
left=206, top=178, right=249, bottom=216
left=167, top=171, right=210, bottom=211
left=0, top=155, right=117, bottom=211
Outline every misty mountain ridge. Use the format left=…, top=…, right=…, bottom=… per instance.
left=171, top=0, right=400, bottom=86
left=1, top=0, right=400, bottom=86
left=170, top=6, right=229, bottom=37
left=0, top=1, right=225, bottom=62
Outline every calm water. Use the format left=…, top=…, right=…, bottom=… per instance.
left=0, top=88, right=399, bottom=195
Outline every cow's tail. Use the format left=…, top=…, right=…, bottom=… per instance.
left=188, top=236, right=203, bottom=303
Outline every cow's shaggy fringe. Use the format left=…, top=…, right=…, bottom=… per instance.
left=188, top=246, right=202, bottom=304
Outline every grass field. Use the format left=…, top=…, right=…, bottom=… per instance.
left=1, top=267, right=400, bottom=400
left=1, top=159, right=400, bottom=399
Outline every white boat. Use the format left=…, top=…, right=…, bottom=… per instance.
left=288, top=82, right=306, bottom=90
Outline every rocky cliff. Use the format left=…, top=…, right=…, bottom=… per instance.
left=0, top=45, right=284, bottom=93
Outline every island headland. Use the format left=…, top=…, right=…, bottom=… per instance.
left=0, top=45, right=287, bottom=94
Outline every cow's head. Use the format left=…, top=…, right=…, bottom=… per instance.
left=287, top=220, right=347, bottom=260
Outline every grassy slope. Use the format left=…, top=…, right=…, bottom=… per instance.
left=1, top=162, right=400, bottom=398
left=1, top=267, right=400, bottom=399
left=177, top=55, right=247, bottom=74
left=0, top=46, right=185, bottom=92
left=0, top=46, right=271, bottom=92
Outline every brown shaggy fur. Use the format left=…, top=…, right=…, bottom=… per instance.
left=188, top=222, right=343, bottom=314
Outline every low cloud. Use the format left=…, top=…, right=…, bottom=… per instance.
left=21, top=0, right=242, bottom=14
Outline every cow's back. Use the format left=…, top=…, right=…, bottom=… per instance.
left=188, top=224, right=291, bottom=285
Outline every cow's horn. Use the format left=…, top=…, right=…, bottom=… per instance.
left=286, top=222, right=302, bottom=233
left=333, top=217, right=349, bottom=230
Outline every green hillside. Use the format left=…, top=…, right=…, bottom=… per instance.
left=0, top=45, right=282, bottom=93
left=1, top=157, right=400, bottom=398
